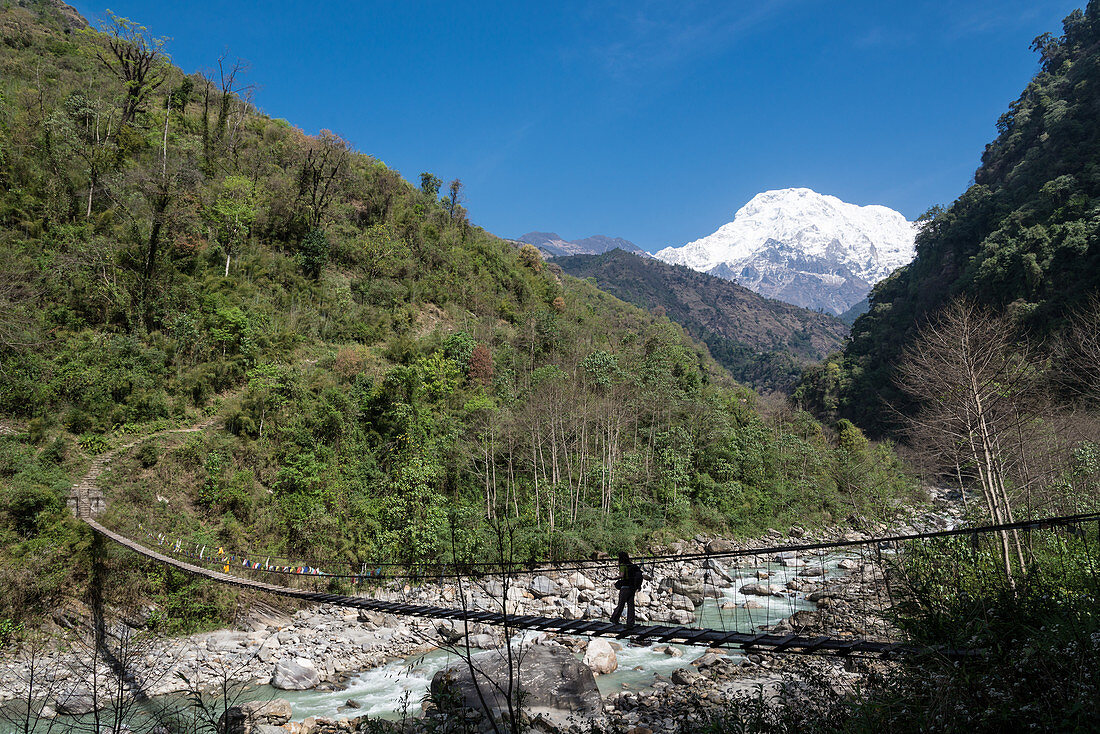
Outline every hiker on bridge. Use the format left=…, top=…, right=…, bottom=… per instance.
left=610, top=551, right=643, bottom=628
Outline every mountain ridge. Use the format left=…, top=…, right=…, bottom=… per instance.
left=554, top=248, right=849, bottom=393
left=517, top=231, right=648, bottom=258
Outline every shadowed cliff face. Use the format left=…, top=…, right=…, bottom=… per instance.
left=707, top=244, right=872, bottom=317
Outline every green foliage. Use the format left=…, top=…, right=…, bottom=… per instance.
left=209, top=175, right=258, bottom=263
left=79, top=433, right=109, bottom=454
left=581, top=350, right=622, bottom=389
left=297, top=228, right=330, bottom=279
left=417, top=352, right=461, bottom=401
left=137, top=440, right=158, bottom=468
left=836, top=419, right=868, bottom=455
left=441, top=331, right=476, bottom=372
left=382, top=456, right=446, bottom=563
left=0, top=618, right=22, bottom=647
left=848, top=532, right=1100, bottom=732
left=826, top=5, right=1100, bottom=433
left=0, top=3, right=921, bottom=634
left=419, top=172, right=441, bottom=199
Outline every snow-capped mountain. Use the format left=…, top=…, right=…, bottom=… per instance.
left=654, top=188, right=917, bottom=315
left=516, top=232, right=649, bottom=258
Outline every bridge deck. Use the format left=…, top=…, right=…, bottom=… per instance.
left=84, top=517, right=919, bottom=659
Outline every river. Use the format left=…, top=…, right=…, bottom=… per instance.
left=208, top=554, right=840, bottom=722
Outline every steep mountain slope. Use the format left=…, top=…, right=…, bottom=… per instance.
left=517, top=231, right=648, bottom=257
left=818, top=5, right=1100, bottom=433
left=555, top=249, right=848, bottom=392
left=0, top=2, right=919, bottom=630
left=655, top=188, right=917, bottom=315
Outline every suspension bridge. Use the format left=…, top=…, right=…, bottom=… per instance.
left=71, top=425, right=1100, bottom=661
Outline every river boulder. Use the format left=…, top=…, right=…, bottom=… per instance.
left=808, top=587, right=846, bottom=602
left=569, top=571, right=596, bottom=591
left=669, top=593, right=696, bottom=612
left=739, top=583, right=784, bottom=596
left=706, top=538, right=736, bottom=554
left=583, top=638, right=618, bottom=675
left=55, top=690, right=97, bottom=716
left=789, top=610, right=819, bottom=629
left=271, top=657, right=321, bottom=690
left=529, top=575, right=560, bottom=598
left=702, top=558, right=735, bottom=583
left=661, top=577, right=704, bottom=599
left=430, top=642, right=602, bottom=726
left=671, top=668, right=702, bottom=686
left=669, top=609, right=695, bottom=625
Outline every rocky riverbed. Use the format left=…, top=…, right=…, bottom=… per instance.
left=0, top=490, right=963, bottom=732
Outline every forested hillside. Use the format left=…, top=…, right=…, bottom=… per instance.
left=805, top=3, right=1100, bottom=432
left=0, top=2, right=918, bottom=633
left=555, top=249, right=848, bottom=393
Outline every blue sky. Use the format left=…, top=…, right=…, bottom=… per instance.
left=73, top=1, right=1081, bottom=251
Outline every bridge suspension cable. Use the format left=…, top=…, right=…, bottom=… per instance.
left=82, top=515, right=955, bottom=659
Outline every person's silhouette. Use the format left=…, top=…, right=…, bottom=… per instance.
left=610, top=551, right=643, bottom=627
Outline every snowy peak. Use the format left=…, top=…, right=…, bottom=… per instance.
left=654, top=188, right=916, bottom=315
left=516, top=232, right=647, bottom=258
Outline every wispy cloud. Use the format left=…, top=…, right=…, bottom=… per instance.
left=853, top=26, right=917, bottom=50
left=567, top=0, right=801, bottom=80
left=466, top=122, right=536, bottom=187
left=850, top=2, right=1071, bottom=55
left=937, top=1, right=1063, bottom=40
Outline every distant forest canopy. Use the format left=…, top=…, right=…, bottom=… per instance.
left=554, top=249, right=849, bottom=394
left=0, top=2, right=919, bottom=632
left=799, top=2, right=1100, bottom=435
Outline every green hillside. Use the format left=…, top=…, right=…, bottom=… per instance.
left=812, top=4, right=1100, bottom=432
left=0, top=2, right=917, bottom=633
left=554, top=249, right=849, bottom=393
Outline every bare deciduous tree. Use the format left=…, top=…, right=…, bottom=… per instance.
left=200, top=53, right=255, bottom=172
left=83, top=12, right=169, bottom=126
left=296, top=130, right=351, bottom=230
left=1055, top=294, right=1100, bottom=406
left=896, top=298, right=1034, bottom=584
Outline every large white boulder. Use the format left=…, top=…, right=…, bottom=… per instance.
left=529, top=575, right=560, bottom=598
left=569, top=571, right=596, bottom=591
left=271, top=657, right=321, bottom=690
left=582, top=638, right=618, bottom=675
